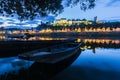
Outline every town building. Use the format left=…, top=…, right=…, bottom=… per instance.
left=52, top=18, right=92, bottom=26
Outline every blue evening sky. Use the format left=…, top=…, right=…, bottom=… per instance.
left=57, top=0, right=120, bottom=21
left=0, top=0, right=120, bottom=28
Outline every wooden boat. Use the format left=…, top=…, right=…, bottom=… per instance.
left=18, top=42, right=81, bottom=64
left=28, top=48, right=81, bottom=80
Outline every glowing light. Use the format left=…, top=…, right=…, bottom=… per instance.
left=0, top=36, right=5, bottom=39
left=79, top=39, right=120, bottom=45
left=76, top=39, right=81, bottom=42
left=0, top=31, right=5, bottom=34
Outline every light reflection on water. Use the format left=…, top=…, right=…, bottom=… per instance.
left=0, top=57, right=34, bottom=75
left=0, top=36, right=120, bottom=44
left=0, top=36, right=67, bottom=41
left=0, top=37, right=120, bottom=80
left=53, top=48, right=120, bottom=80
left=76, top=38, right=120, bottom=44
left=75, top=48, right=120, bottom=71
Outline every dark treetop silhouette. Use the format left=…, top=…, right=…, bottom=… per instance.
left=0, top=0, right=95, bottom=20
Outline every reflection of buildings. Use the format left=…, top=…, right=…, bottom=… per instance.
left=77, top=38, right=120, bottom=50
left=93, top=47, right=96, bottom=53
left=0, top=36, right=67, bottom=41
left=76, top=39, right=120, bottom=44
left=0, top=36, right=6, bottom=40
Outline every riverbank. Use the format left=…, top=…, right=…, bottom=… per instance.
left=28, top=32, right=120, bottom=38
left=1, top=32, right=120, bottom=38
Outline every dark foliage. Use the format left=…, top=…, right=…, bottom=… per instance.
left=0, top=0, right=95, bottom=20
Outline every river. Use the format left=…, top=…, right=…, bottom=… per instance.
left=53, top=38, right=120, bottom=80
left=0, top=37, right=120, bottom=80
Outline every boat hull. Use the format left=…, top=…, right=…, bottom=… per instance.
left=19, top=43, right=81, bottom=64
left=27, top=47, right=81, bottom=80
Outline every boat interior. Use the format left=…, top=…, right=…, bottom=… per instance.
left=20, top=43, right=79, bottom=57
left=36, top=43, right=78, bottom=53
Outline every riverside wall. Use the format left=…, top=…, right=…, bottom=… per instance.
left=31, top=32, right=120, bottom=38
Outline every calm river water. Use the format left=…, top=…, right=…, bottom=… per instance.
left=0, top=37, right=120, bottom=80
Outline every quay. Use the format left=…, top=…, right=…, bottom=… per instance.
left=29, top=32, right=120, bottom=38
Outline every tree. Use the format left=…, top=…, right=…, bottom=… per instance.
left=0, top=0, right=95, bottom=20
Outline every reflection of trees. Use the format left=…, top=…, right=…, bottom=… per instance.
left=0, top=0, right=95, bottom=20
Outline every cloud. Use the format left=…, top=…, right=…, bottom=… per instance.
left=6, top=19, right=15, bottom=22
left=0, top=22, right=3, bottom=25
left=0, top=18, right=3, bottom=20
left=0, top=16, right=39, bottom=28
left=106, top=0, right=120, bottom=7
left=0, top=15, right=55, bottom=29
